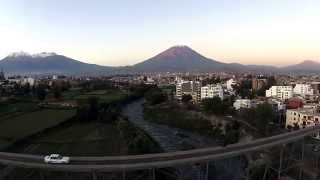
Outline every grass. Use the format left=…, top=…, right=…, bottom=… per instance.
left=61, top=89, right=82, bottom=100
left=75, top=89, right=127, bottom=104
left=0, top=109, right=76, bottom=150
left=0, top=102, right=39, bottom=118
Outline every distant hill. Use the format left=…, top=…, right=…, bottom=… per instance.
left=0, top=52, right=116, bottom=75
left=1, top=47, right=319, bottom=75
left=282, top=60, right=320, bottom=73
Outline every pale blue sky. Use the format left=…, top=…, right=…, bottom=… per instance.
left=0, top=0, right=319, bottom=66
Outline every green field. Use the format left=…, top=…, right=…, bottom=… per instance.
left=14, top=122, right=128, bottom=156
left=0, top=109, right=76, bottom=150
left=0, top=102, right=39, bottom=119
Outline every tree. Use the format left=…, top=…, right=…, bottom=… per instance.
left=233, top=80, right=253, bottom=99
left=145, top=87, right=167, bottom=105
left=36, top=84, right=47, bottom=101
left=181, top=94, right=192, bottom=104
left=53, top=84, right=62, bottom=99
left=266, top=76, right=276, bottom=88
left=88, top=96, right=100, bottom=120
left=202, top=97, right=227, bottom=114
left=23, top=83, right=31, bottom=95
left=223, top=121, right=240, bottom=146
left=254, top=103, right=273, bottom=134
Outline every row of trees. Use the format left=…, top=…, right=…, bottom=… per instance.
left=232, top=76, right=277, bottom=99
left=201, top=96, right=235, bottom=115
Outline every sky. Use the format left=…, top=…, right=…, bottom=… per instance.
left=0, top=0, right=320, bottom=67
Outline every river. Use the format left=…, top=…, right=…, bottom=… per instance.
left=122, top=99, right=246, bottom=180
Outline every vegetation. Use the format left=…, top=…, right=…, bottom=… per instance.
left=144, top=86, right=167, bottom=105
left=0, top=109, right=76, bottom=139
left=11, top=122, right=129, bottom=156
left=201, top=97, right=234, bottom=115
left=253, top=76, right=277, bottom=97
left=202, top=77, right=221, bottom=86
left=181, top=94, right=192, bottom=104
left=0, top=101, right=38, bottom=118
left=36, top=84, right=47, bottom=101
left=232, top=80, right=253, bottom=99
left=238, top=103, right=274, bottom=135
left=0, top=109, right=76, bottom=150
left=116, top=118, right=162, bottom=154
left=223, top=120, right=240, bottom=146
left=1, top=81, right=162, bottom=158
left=144, top=104, right=214, bottom=136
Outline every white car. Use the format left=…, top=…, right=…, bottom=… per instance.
left=44, top=154, right=70, bottom=164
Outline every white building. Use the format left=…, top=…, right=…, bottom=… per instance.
left=293, top=84, right=314, bottom=97
left=226, top=78, right=237, bottom=91
left=21, top=77, right=35, bottom=86
left=176, top=80, right=201, bottom=103
left=233, top=99, right=252, bottom=110
left=266, top=86, right=293, bottom=100
left=286, top=107, right=320, bottom=139
left=201, top=84, right=224, bottom=100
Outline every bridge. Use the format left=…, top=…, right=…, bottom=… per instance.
left=0, top=125, right=320, bottom=180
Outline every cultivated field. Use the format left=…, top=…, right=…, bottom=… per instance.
left=20, top=122, right=129, bottom=156
left=0, top=109, right=76, bottom=150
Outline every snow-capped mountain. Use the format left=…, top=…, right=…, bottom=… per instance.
left=0, top=52, right=116, bottom=75
left=7, top=52, right=57, bottom=59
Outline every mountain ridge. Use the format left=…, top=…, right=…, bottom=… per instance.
left=0, top=46, right=319, bottom=74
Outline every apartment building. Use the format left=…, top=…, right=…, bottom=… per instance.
left=176, top=80, right=201, bottom=103
left=293, top=84, right=314, bottom=97
left=266, top=86, right=293, bottom=100
left=201, top=84, right=224, bottom=100
left=286, top=107, right=320, bottom=138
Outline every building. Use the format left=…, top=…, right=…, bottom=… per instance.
left=310, top=82, right=320, bottom=94
left=293, top=84, right=314, bottom=97
left=286, top=97, right=304, bottom=109
left=6, top=76, right=35, bottom=86
left=268, top=99, right=286, bottom=124
left=233, top=99, right=252, bottom=110
left=21, top=77, right=36, bottom=86
left=266, top=86, right=293, bottom=100
left=0, top=68, right=5, bottom=81
left=252, top=78, right=267, bottom=91
left=286, top=107, right=320, bottom=138
left=201, top=84, right=224, bottom=100
left=226, top=78, right=237, bottom=91
left=268, top=99, right=286, bottom=112
left=176, top=80, right=201, bottom=103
